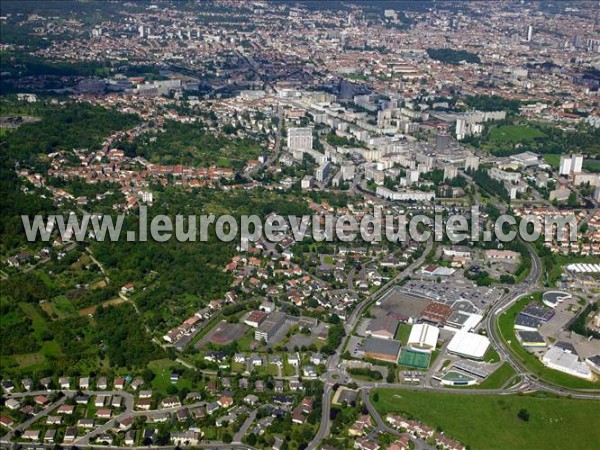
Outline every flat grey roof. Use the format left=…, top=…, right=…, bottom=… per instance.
left=364, top=337, right=402, bottom=357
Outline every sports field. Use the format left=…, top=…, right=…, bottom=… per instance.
left=398, top=349, right=430, bottom=369
left=371, top=388, right=600, bottom=450
left=489, top=125, right=546, bottom=144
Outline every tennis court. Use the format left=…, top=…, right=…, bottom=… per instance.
left=399, top=348, right=431, bottom=369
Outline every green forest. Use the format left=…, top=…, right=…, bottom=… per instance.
left=427, top=48, right=481, bottom=65
left=465, top=118, right=600, bottom=159
left=117, top=119, right=262, bottom=169
left=0, top=99, right=140, bottom=254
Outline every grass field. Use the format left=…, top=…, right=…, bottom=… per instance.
left=398, top=349, right=430, bottom=369
left=497, top=295, right=600, bottom=389
left=371, top=388, right=600, bottom=450
left=0, top=127, right=13, bottom=137
left=583, top=159, right=600, bottom=173
left=13, top=352, right=46, bottom=369
left=148, top=358, right=191, bottom=395
left=394, top=323, right=412, bottom=345
left=483, top=346, right=500, bottom=363
left=50, top=295, right=77, bottom=318
left=474, top=362, right=516, bottom=389
left=489, top=125, right=546, bottom=144
left=542, top=154, right=561, bottom=169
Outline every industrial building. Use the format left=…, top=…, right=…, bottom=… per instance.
left=521, top=304, right=555, bottom=322
left=585, top=355, right=600, bottom=374
left=514, top=314, right=542, bottom=332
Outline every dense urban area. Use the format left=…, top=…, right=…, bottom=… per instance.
left=0, top=1, right=599, bottom=450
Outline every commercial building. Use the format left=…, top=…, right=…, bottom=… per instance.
left=366, top=315, right=399, bottom=340
left=444, top=311, right=483, bottom=333
left=542, top=346, right=593, bottom=380
left=407, top=323, right=439, bottom=352
left=516, top=330, right=546, bottom=348
left=447, top=332, right=490, bottom=360
left=363, top=337, right=402, bottom=363
left=420, top=302, right=454, bottom=326
left=542, top=291, right=571, bottom=308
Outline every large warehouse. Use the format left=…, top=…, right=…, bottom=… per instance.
left=407, top=323, right=439, bottom=353
left=542, top=346, right=593, bottom=380
left=447, top=332, right=490, bottom=360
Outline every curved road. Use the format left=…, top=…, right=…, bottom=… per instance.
left=308, top=240, right=600, bottom=450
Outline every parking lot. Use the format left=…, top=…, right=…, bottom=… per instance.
left=538, top=296, right=600, bottom=359
left=376, top=286, right=430, bottom=320
left=347, top=335, right=365, bottom=358
left=402, top=275, right=502, bottom=313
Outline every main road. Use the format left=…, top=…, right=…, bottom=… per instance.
left=484, top=242, right=600, bottom=400
left=309, top=239, right=599, bottom=450
left=307, top=239, right=433, bottom=450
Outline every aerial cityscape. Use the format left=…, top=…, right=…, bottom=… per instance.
left=0, top=1, right=599, bottom=449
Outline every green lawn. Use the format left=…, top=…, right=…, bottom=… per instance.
left=394, top=323, right=412, bottom=345
left=50, top=295, right=77, bottom=318
left=371, top=389, right=600, bottom=450
left=148, top=358, right=190, bottom=395
left=483, top=346, right=500, bottom=363
left=497, top=295, right=600, bottom=389
left=489, top=125, right=546, bottom=144
left=474, top=362, right=516, bottom=389
left=542, top=154, right=561, bottom=169
left=583, top=159, right=600, bottom=173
